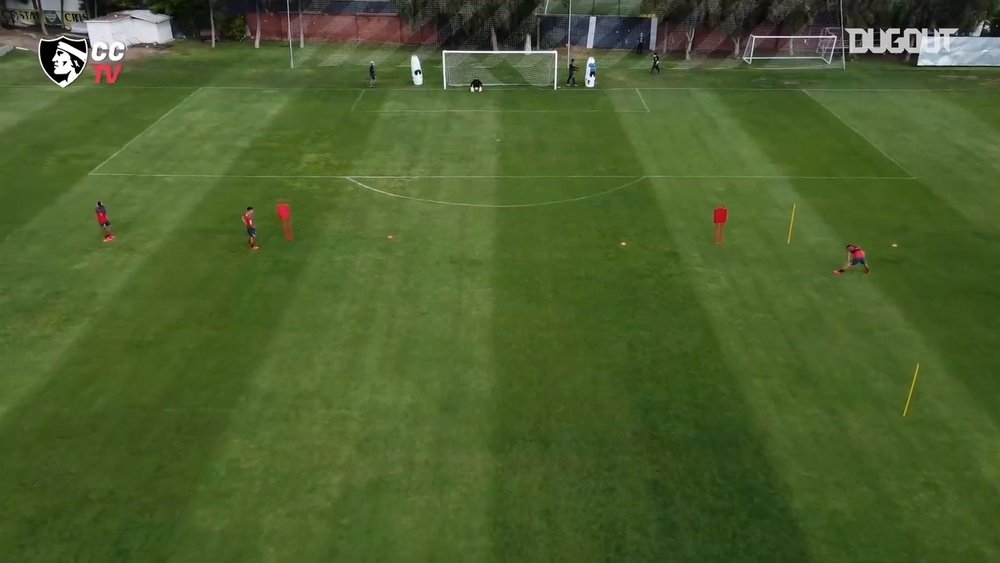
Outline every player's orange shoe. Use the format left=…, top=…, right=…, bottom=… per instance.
left=252, top=246, right=260, bottom=251
left=833, top=270, right=842, bottom=275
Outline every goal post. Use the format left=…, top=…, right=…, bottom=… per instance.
left=742, top=35, right=841, bottom=66
left=442, top=50, right=559, bottom=90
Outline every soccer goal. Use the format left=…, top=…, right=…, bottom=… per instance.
left=741, top=35, right=841, bottom=67
left=442, top=50, right=558, bottom=90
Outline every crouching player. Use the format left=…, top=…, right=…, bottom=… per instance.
left=470, top=78, right=483, bottom=93
left=835, top=244, right=870, bottom=275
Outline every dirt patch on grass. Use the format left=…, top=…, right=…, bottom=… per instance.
left=0, top=28, right=172, bottom=61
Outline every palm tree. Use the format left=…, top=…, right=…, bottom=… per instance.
left=254, top=0, right=262, bottom=48
left=209, top=0, right=216, bottom=47
left=298, top=0, right=304, bottom=48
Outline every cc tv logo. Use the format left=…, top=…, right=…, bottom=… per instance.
left=37, top=35, right=127, bottom=88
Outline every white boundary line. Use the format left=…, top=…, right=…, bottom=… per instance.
left=88, top=171, right=917, bottom=181
left=344, top=176, right=649, bottom=208
left=800, top=88, right=914, bottom=177
left=635, top=88, right=651, bottom=112
left=348, top=89, right=365, bottom=112
left=359, top=108, right=651, bottom=113
left=88, top=88, right=202, bottom=175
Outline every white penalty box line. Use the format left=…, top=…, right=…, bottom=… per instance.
left=88, top=172, right=917, bottom=181
left=357, top=109, right=652, bottom=113
left=799, top=88, right=914, bottom=177
left=88, top=87, right=202, bottom=175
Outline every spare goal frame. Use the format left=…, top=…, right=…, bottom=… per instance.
left=741, top=35, right=840, bottom=66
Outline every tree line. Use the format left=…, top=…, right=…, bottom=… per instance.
left=17, top=0, right=994, bottom=42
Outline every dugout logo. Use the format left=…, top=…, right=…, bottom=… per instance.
left=38, top=36, right=89, bottom=88
left=846, top=28, right=958, bottom=55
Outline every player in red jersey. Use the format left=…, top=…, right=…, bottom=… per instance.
left=835, top=244, right=870, bottom=275
left=243, top=206, right=259, bottom=250
left=95, top=201, right=114, bottom=242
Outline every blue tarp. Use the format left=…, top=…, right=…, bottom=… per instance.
left=592, top=16, right=648, bottom=49
left=539, top=15, right=652, bottom=50
left=539, top=15, right=592, bottom=48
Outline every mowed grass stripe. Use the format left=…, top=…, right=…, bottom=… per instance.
left=159, top=181, right=394, bottom=561
left=92, top=88, right=330, bottom=175
left=720, top=89, right=1000, bottom=430
left=170, top=90, right=502, bottom=560
left=630, top=89, right=791, bottom=176
left=0, top=177, right=209, bottom=421
left=487, top=89, right=810, bottom=561
left=0, top=87, right=274, bottom=423
left=647, top=178, right=1000, bottom=560
left=0, top=88, right=62, bottom=131
left=0, top=88, right=196, bottom=240
left=717, top=90, right=908, bottom=178
left=0, top=50, right=45, bottom=85
left=0, top=88, right=320, bottom=561
left=298, top=201, right=498, bottom=561
left=804, top=89, right=1000, bottom=228
left=701, top=91, right=1000, bottom=559
left=2, top=44, right=999, bottom=561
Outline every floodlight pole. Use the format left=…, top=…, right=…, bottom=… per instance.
left=839, top=0, right=847, bottom=69
left=286, top=0, right=295, bottom=69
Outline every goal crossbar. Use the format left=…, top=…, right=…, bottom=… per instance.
left=442, top=50, right=559, bottom=90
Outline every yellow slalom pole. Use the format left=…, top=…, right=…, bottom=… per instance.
left=902, top=363, right=921, bottom=417
left=786, top=203, right=798, bottom=245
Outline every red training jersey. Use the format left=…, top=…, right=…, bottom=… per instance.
left=242, top=211, right=254, bottom=228
left=95, top=207, right=108, bottom=224
left=850, top=247, right=865, bottom=259
left=713, top=207, right=728, bottom=224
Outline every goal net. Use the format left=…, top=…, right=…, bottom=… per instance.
left=742, top=35, right=840, bottom=66
left=442, top=51, right=558, bottom=90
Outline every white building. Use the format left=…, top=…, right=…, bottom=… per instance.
left=86, top=9, right=173, bottom=47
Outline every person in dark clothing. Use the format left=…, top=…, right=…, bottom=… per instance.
left=566, top=59, right=579, bottom=87
left=369, top=61, right=376, bottom=88
left=470, top=78, right=483, bottom=92
left=636, top=32, right=645, bottom=55
left=650, top=52, right=661, bottom=74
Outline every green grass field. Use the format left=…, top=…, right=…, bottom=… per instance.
left=2, top=42, right=1000, bottom=561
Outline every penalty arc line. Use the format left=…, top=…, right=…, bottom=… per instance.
left=343, top=176, right=649, bottom=208
left=88, top=87, right=202, bottom=175
left=800, top=88, right=915, bottom=179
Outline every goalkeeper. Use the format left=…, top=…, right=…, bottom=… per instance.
left=470, top=78, right=483, bottom=92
